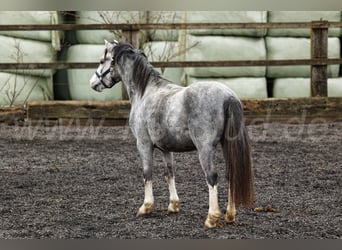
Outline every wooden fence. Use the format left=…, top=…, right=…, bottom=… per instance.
left=1, top=21, right=342, bottom=125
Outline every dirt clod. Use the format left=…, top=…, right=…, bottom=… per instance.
left=254, top=205, right=280, bottom=213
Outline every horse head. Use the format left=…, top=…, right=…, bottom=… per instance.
left=90, top=40, right=121, bottom=92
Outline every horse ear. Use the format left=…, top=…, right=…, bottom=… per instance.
left=105, top=39, right=115, bottom=50
left=113, top=40, right=119, bottom=45
left=104, top=40, right=111, bottom=49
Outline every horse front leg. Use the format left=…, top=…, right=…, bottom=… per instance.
left=136, top=141, right=154, bottom=216
left=162, top=151, right=180, bottom=213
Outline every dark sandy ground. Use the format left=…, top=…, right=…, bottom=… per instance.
left=0, top=122, right=341, bottom=239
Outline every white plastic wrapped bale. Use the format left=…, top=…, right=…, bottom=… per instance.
left=268, top=11, right=341, bottom=37
left=0, top=35, right=57, bottom=77
left=0, top=11, right=63, bottom=50
left=184, top=35, right=266, bottom=78
left=0, top=72, right=53, bottom=106
left=187, top=77, right=268, bottom=99
left=266, top=37, right=340, bottom=78
left=273, top=78, right=342, bottom=98
left=66, top=44, right=122, bottom=101
left=142, top=41, right=184, bottom=84
left=146, top=11, right=183, bottom=41
left=273, top=78, right=311, bottom=98
left=328, top=78, right=342, bottom=97
left=186, top=11, right=267, bottom=37
left=75, top=11, right=145, bottom=44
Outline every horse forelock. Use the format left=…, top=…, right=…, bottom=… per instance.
left=113, top=43, right=161, bottom=97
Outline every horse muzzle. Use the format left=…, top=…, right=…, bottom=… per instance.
left=90, top=75, right=105, bottom=92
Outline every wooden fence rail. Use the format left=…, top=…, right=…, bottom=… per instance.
left=2, top=97, right=342, bottom=125
left=0, top=21, right=342, bottom=31
left=1, top=59, right=342, bottom=70
left=23, top=98, right=342, bottom=126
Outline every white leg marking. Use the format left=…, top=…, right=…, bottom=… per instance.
left=137, top=180, right=154, bottom=216
left=208, top=184, right=220, bottom=215
left=143, top=180, right=154, bottom=205
left=166, top=177, right=180, bottom=213
left=225, top=186, right=236, bottom=223
left=205, top=184, right=222, bottom=228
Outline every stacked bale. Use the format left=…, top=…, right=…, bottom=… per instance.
left=273, top=78, right=342, bottom=98
left=181, top=11, right=269, bottom=99
left=267, top=11, right=342, bottom=97
left=0, top=11, right=61, bottom=106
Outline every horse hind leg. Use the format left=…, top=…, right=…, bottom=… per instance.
left=162, top=151, right=180, bottom=213
left=221, top=141, right=236, bottom=223
left=206, top=183, right=222, bottom=228
left=198, top=146, right=222, bottom=228
left=136, top=141, right=154, bottom=216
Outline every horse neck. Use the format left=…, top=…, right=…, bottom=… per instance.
left=119, top=56, right=161, bottom=102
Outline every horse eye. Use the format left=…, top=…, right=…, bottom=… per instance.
left=100, top=59, right=105, bottom=64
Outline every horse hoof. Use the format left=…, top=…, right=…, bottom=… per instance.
left=224, top=213, right=236, bottom=224
left=136, top=203, right=153, bottom=216
left=204, top=212, right=222, bottom=228
left=167, top=200, right=180, bottom=213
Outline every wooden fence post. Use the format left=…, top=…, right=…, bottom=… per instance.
left=310, top=20, right=329, bottom=97
left=122, top=29, right=140, bottom=48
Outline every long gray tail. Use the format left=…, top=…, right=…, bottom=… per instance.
left=222, top=98, right=255, bottom=207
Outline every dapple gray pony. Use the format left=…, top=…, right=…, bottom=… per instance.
left=90, top=40, right=254, bottom=228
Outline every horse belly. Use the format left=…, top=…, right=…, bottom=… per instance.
left=154, top=132, right=196, bottom=152
left=150, top=119, right=196, bottom=152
